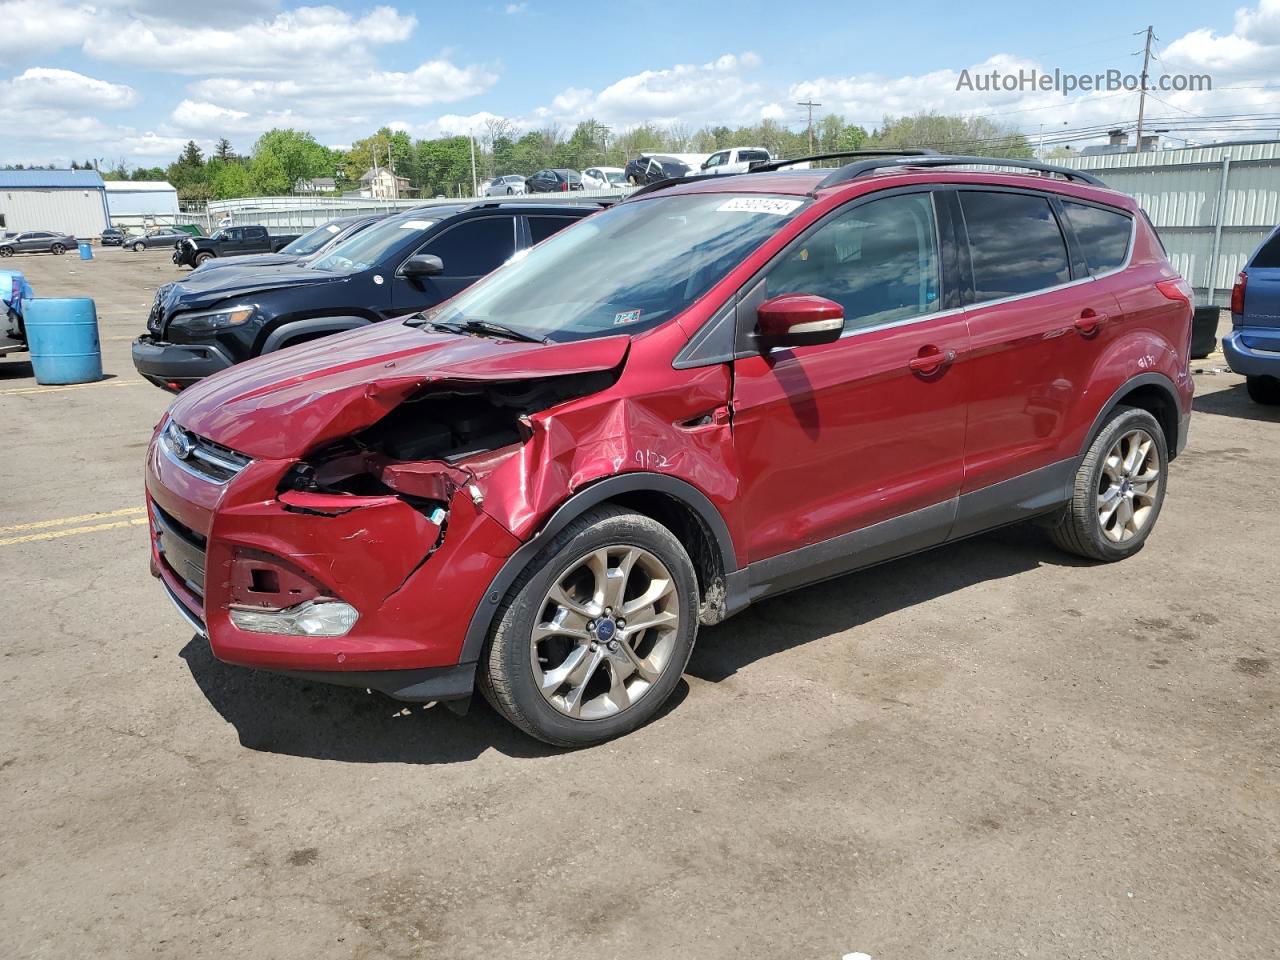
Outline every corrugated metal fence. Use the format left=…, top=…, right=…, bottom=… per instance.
left=1061, top=142, right=1280, bottom=307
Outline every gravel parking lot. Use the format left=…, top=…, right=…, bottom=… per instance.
left=2, top=248, right=1277, bottom=960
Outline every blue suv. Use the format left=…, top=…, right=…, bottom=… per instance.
left=1224, top=225, right=1280, bottom=404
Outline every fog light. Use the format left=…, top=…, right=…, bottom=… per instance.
left=229, top=600, right=359, bottom=637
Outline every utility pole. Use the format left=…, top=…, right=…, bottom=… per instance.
left=469, top=132, right=478, bottom=197
left=1135, top=24, right=1154, bottom=154
left=387, top=144, right=397, bottom=200
left=797, top=99, right=822, bottom=153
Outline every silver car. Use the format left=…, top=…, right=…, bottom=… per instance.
left=484, top=175, right=527, bottom=196
left=0, top=230, right=77, bottom=257
left=127, top=228, right=191, bottom=252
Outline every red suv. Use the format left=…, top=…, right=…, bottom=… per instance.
left=145, top=152, right=1193, bottom=746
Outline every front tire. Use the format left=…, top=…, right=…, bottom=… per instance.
left=1049, top=405, right=1168, bottom=562
left=0, top=246, right=12, bottom=258
left=1246, top=375, right=1280, bottom=405
left=194, top=252, right=213, bottom=265
left=480, top=506, right=698, bottom=747
left=51, top=243, right=66, bottom=255
left=133, top=241, right=145, bottom=252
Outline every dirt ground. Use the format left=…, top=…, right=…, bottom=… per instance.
left=1, top=248, right=1277, bottom=960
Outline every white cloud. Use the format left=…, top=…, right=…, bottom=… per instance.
left=504, top=1, right=527, bottom=12
left=1163, top=0, right=1280, bottom=77
left=0, top=0, right=97, bottom=55
left=84, top=5, right=417, bottom=75
left=5, top=68, right=137, bottom=109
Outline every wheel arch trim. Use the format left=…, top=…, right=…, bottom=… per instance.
left=458, top=472, right=737, bottom=663
left=260, top=316, right=373, bottom=354
left=1079, top=371, right=1182, bottom=459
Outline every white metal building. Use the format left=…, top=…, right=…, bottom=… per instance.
left=104, top=180, right=180, bottom=231
left=1062, top=141, right=1280, bottom=308
left=0, top=169, right=110, bottom=238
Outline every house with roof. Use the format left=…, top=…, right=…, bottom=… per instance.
left=358, top=167, right=412, bottom=199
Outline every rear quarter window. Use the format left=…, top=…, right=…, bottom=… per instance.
left=960, top=191, right=1071, bottom=302
left=1251, top=232, right=1280, bottom=268
left=1062, top=201, right=1133, bottom=274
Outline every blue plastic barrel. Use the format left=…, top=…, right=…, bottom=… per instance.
left=78, top=242, right=93, bottom=260
left=23, top=298, right=103, bottom=385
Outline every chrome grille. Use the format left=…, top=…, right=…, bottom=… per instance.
left=158, top=419, right=252, bottom=484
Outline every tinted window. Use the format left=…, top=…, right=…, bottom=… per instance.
left=1252, top=231, right=1280, bottom=269
left=960, top=191, right=1071, bottom=301
left=1063, top=201, right=1132, bottom=274
left=423, top=217, right=517, bottom=277
left=246, top=226, right=267, bottom=240
left=766, top=192, right=940, bottom=331
left=528, top=216, right=576, bottom=245
left=739, top=150, right=769, bottom=163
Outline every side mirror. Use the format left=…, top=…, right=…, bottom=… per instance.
left=755, top=294, right=845, bottom=350
left=402, top=254, right=444, bottom=279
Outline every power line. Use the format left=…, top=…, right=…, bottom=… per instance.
left=796, top=99, right=822, bottom=152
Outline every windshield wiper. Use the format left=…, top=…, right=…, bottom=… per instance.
left=429, top=318, right=546, bottom=344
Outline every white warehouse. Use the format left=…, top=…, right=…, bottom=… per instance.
left=104, top=180, right=180, bottom=231
left=0, top=169, right=110, bottom=238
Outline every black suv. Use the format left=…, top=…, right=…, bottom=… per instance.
left=132, top=201, right=602, bottom=390
left=525, top=169, right=583, bottom=193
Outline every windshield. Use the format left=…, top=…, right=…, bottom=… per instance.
left=310, top=216, right=435, bottom=274
left=430, top=192, right=809, bottom=342
left=282, top=221, right=344, bottom=256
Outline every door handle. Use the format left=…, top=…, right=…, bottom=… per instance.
left=1074, top=309, right=1108, bottom=336
left=908, top=347, right=956, bottom=375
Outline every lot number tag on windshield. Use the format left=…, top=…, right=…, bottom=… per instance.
left=716, top=197, right=803, bottom=216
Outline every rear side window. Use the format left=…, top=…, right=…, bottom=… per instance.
left=1252, top=232, right=1280, bottom=268
left=960, top=191, right=1071, bottom=302
left=765, top=192, right=940, bottom=331
left=739, top=150, right=769, bottom=164
left=422, top=217, right=516, bottom=277
left=528, top=216, right=577, bottom=245
left=1062, top=201, right=1132, bottom=274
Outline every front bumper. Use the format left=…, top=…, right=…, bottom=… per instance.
left=144, top=427, right=521, bottom=700
left=132, top=335, right=233, bottom=390
left=1222, top=327, right=1280, bottom=378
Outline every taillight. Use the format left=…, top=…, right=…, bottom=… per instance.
left=1156, top=277, right=1193, bottom=303
left=560, top=181, right=568, bottom=191
left=1231, top=271, right=1247, bottom=316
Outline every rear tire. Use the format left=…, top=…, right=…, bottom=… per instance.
left=1049, top=405, right=1168, bottom=562
left=480, top=506, right=698, bottom=747
left=1245, top=375, right=1280, bottom=405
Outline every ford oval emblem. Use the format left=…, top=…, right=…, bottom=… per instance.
left=171, top=427, right=194, bottom=459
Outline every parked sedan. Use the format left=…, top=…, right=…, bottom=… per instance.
left=484, top=175, right=527, bottom=196
left=0, top=231, right=77, bottom=257
left=525, top=169, right=583, bottom=193
left=100, top=227, right=126, bottom=246
left=581, top=167, right=627, bottom=190
left=127, top=228, right=190, bottom=252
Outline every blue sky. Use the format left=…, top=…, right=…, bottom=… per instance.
left=2, top=0, right=1277, bottom=166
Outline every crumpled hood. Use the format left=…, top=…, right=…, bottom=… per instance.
left=163, top=264, right=345, bottom=314
left=168, top=320, right=631, bottom=460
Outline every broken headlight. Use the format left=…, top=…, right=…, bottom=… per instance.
left=229, top=599, right=359, bottom=637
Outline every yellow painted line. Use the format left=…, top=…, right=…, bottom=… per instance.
left=0, top=506, right=145, bottom=535
left=0, top=517, right=148, bottom=547
left=0, top=379, right=143, bottom=397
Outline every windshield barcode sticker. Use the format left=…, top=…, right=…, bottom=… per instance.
left=716, top=197, right=803, bottom=215
left=614, top=309, right=642, bottom=325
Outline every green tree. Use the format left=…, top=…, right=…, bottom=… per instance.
left=248, top=151, right=290, bottom=195
left=210, top=162, right=253, bottom=199
left=252, top=129, right=331, bottom=191
left=214, top=138, right=236, bottom=162
left=869, top=112, right=1032, bottom=158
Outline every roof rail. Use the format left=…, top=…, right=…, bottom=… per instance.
left=748, top=148, right=939, bottom=173
left=814, top=154, right=1106, bottom=189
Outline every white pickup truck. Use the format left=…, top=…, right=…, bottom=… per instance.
left=698, top=147, right=773, bottom=175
